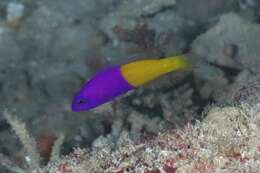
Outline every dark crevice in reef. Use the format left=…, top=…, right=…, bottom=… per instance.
left=190, top=78, right=208, bottom=109
left=208, top=62, right=242, bottom=82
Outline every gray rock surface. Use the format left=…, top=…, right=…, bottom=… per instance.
left=192, top=13, right=260, bottom=73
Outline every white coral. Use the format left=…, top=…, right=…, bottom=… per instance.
left=3, top=110, right=41, bottom=170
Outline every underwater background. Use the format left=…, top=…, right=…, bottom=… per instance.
left=0, top=0, right=259, bottom=172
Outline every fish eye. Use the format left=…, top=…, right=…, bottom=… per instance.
left=77, top=98, right=87, bottom=104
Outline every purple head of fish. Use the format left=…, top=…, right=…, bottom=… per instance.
left=71, top=66, right=134, bottom=112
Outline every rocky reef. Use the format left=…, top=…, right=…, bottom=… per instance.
left=0, top=0, right=259, bottom=172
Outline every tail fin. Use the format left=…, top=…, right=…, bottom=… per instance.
left=160, top=55, right=191, bottom=73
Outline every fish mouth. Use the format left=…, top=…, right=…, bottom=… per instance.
left=71, top=93, right=87, bottom=112
left=71, top=102, right=82, bottom=112
left=71, top=97, right=85, bottom=112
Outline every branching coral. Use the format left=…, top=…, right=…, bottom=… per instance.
left=0, top=110, right=64, bottom=173
left=1, top=76, right=260, bottom=173
left=32, top=103, right=260, bottom=173
left=3, top=110, right=41, bottom=170
left=88, top=79, right=198, bottom=142
left=112, top=23, right=159, bottom=56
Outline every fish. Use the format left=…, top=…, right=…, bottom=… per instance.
left=71, top=55, right=190, bottom=112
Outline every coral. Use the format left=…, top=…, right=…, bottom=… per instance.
left=204, top=106, right=250, bottom=135
left=35, top=148, right=91, bottom=173
left=3, top=110, right=41, bottom=170
left=232, top=77, right=260, bottom=104
left=99, top=0, right=180, bottom=61
left=1, top=75, right=260, bottom=172
left=160, top=84, right=198, bottom=126
left=49, top=133, right=65, bottom=162
left=32, top=103, right=260, bottom=173
left=112, top=23, right=157, bottom=54
left=1, top=1, right=260, bottom=173
left=111, top=21, right=193, bottom=58
left=99, top=0, right=195, bottom=63
left=192, top=13, right=260, bottom=73
left=0, top=153, right=26, bottom=173
left=7, top=79, right=255, bottom=172
left=0, top=0, right=107, bottom=150
left=127, top=111, right=163, bottom=140
left=100, top=0, right=177, bottom=40
left=88, top=79, right=197, bottom=142
left=1, top=110, right=65, bottom=173
left=90, top=98, right=166, bottom=142
left=190, top=13, right=260, bottom=103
